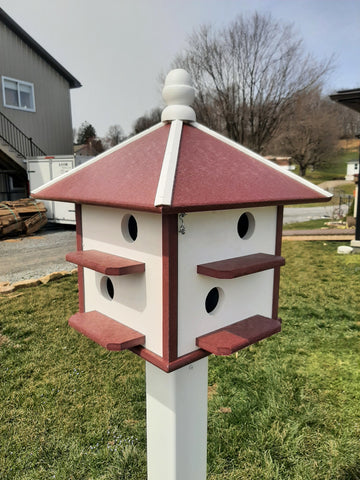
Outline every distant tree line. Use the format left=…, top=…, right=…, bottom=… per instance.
left=75, top=12, right=360, bottom=177
left=73, top=109, right=162, bottom=156
left=74, top=121, right=126, bottom=154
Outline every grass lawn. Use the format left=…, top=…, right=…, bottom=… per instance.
left=283, top=219, right=331, bottom=230
left=1, top=241, right=360, bottom=479
left=283, top=218, right=355, bottom=230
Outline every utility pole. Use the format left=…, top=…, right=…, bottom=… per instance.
left=351, top=135, right=360, bottom=249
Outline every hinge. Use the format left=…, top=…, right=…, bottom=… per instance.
left=178, top=213, right=186, bottom=234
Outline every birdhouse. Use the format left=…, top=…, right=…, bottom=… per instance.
left=32, top=69, right=331, bottom=373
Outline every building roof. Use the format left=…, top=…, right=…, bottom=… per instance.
left=74, top=143, right=99, bottom=157
left=32, top=69, right=331, bottom=213
left=0, top=8, right=81, bottom=89
left=330, top=89, right=360, bottom=113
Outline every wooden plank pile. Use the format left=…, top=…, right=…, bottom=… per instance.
left=0, top=198, right=47, bottom=238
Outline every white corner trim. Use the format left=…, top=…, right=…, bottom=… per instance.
left=31, top=122, right=165, bottom=195
left=192, top=122, right=333, bottom=199
left=154, top=119, right=183, bottom=207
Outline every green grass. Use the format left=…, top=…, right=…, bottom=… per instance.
left=283, top=218, right=354, bottom=230
left=334, top=183, right=356, bottom=196
left=0, top=278, right=147, bottom=480
left=1, top=242, right=360, bottom=479
left=283, top=219, right=331, bottom=230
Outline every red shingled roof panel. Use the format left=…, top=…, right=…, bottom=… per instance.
left=33, top=125, right=170, bottom=211
left=33, top=122, right=329, bottom=212
left=171, top=125, right=327, bottom=210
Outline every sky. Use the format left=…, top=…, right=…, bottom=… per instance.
left=1, top=0, right=360, bottom=138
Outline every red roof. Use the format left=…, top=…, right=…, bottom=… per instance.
left=33, top=125, right=169, bottom=212
left=32, top=121, right=331, bottom=212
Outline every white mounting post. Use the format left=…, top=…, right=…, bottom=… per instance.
left=146, top=357, right=208, bottom=480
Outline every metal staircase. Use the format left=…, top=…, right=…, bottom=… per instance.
left=0, top=110, right=45, bottom=169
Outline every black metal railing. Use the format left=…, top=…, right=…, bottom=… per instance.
left=0, top=110, right=46, bottom=158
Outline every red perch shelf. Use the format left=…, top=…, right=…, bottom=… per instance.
left=66, top=249, right=145, bottom=275
left=196, top=315, right=281, bottom=355
left=69, top=310, right=145, bottom=351
left=197, top=253, right=285, bottom=279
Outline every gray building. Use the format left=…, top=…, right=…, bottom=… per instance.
left=0, top=8, right=81, bottom=200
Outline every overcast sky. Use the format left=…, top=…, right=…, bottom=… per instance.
left=2, top=0, right=360, bottom=137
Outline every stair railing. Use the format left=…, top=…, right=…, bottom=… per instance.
left=0, top=110, right=46, bottom=158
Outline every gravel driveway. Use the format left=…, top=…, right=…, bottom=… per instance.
left=1, top=225, right=76, bottom=284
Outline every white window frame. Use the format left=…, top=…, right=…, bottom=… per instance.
left=1, top=76, right=36, bottom=112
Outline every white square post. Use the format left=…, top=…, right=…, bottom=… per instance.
left=146, top=357, right=208, bottom=480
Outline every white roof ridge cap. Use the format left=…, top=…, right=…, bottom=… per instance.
left=192, top=122, right=332, bottom=198
left=154, top=119, right=183, bottom=207
left=31, top=122, right=165, bottom=195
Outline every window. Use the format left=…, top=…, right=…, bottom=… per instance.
left=2, top=76, right=35, bottom=112
left=9, top=175, right=24, bottom=190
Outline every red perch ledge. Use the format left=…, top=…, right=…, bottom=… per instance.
left=69, top=311, right=145, bottom=351
left=66, top=250, right=145, bottom=275
left=197, top=253, right=284, bottom=279
left=196, top=315, right=281, bottom=355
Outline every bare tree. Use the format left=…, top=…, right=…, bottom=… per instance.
left=104, top=124, right=125, bottom=148
left=91, top=138, right=105, bottom=155
left=267, top=88, right=339, bottom=176
left=131, top=108, right=162, bottom=136
left=173, top=12, right=333, bottom=153
left=332, top=104, right=360, bottom=139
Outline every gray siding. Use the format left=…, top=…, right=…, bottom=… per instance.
left=0, top=22, right=74, bottom=154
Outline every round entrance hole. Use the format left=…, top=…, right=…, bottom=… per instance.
left=237, top=212, right=255, bottom=239
left=100, top=276, right=114, bottom=300
left=205, top=287, right=220, bottom=314
left=128, top=215, right=138, bottom=241
left=122, top=214, right=138, bottom=242
left=106, top=277, right=114, bottom=299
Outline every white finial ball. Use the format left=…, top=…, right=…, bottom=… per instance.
left=165, top=69, right=192, bottom=87
left=161, top=69, right=196, bottom=122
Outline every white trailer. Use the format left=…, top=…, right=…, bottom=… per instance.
left=27, top=155, right=76, bottom=224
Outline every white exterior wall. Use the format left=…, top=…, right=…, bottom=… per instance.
left=28, top=157, right=76, bottom=223
left=177, top=207, right=277, bottom=357
left=81, top=205, right=163, bottom=356
left=346, top=161, right=359, bottom=181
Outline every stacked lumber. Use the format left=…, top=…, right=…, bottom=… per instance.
left=0, top=198, right=47, bottom=238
